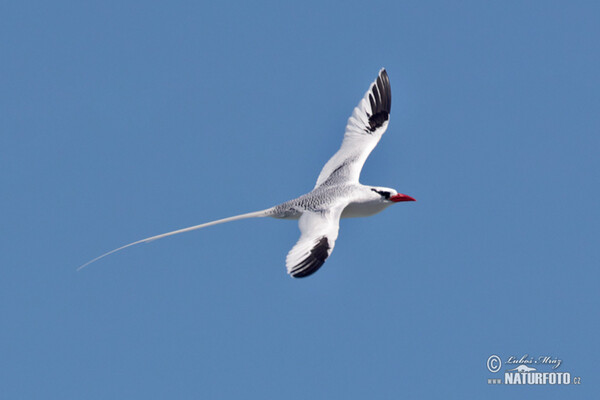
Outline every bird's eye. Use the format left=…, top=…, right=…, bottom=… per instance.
left=371, top=189, right=391, bottom=199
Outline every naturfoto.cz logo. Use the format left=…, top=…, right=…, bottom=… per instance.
left=486, top=354, right=582, bottom=386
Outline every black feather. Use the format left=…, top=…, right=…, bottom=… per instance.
left=290, top=236, right=330, bottom=278
left=366, top=69, right=391, bottom=133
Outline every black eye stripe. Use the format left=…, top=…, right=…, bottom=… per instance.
left=371, top=188, right=391, bottom=199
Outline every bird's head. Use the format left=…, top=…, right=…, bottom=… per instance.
left=370, top=187, right=416, bottom=203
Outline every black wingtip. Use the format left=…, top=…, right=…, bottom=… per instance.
left=290, top=236, right=330, bottom=278
left=367, top=69, right=391, bottom=132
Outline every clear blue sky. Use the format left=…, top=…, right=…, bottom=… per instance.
left=1, top=1, right=598, bottom=398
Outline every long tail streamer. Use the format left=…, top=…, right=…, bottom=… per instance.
left=77, top=208, right=272, bottom=271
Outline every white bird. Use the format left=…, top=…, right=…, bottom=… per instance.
left=79, top=69, right=415, bottom=277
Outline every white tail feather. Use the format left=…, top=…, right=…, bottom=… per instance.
left=77, top=208, right=274, bottom=271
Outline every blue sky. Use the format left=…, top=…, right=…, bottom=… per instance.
left=1, top=1, right=599, bottom=398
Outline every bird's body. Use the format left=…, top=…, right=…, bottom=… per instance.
left=79, top=69, right=415, bottom=277
left=271, top=184, right=394, bottom=220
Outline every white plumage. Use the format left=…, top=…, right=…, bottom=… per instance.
left=79, top=69, right=415, bottom=278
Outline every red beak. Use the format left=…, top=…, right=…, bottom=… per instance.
left=390, top=193, right=416, bottom=203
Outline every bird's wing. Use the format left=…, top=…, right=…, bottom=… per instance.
left=314, top=68, right=391, bottom=188
left=286, top=206, right=344, bottom=278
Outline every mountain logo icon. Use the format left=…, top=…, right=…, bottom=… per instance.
left=508, top=365, right=537, bottom=373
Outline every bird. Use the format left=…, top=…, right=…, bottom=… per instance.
left=78, top=68, right=415, bottom=277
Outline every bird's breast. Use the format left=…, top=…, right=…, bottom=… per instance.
left=341, top=201, right=389, bottom=219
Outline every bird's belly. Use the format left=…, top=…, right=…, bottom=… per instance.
left=341, top=202, right=388, bottom=218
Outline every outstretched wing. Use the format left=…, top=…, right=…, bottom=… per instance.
left=314, top=68, right=391, bottom=188
left=285, top=207, right=344, bottom=278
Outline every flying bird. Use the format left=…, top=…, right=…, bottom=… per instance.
left=79, top=69, right=415, bottom=277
